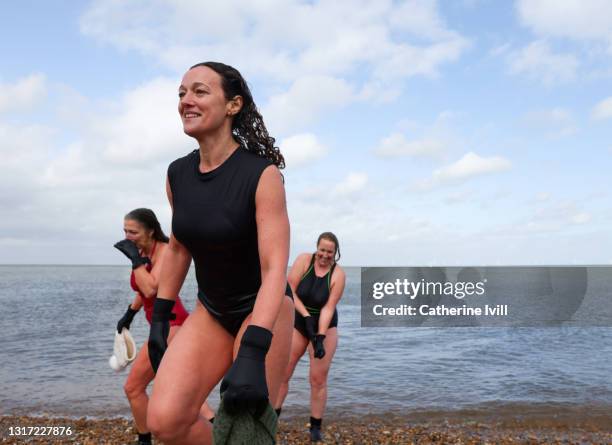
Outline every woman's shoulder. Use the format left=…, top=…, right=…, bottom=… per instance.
left=168, top=150, right=197, bottom=173
left=152, top=241, right=169, bottom=263
left=237, top=147, right=274, bottom=176
left=292, top=252, right=313, bottom=268
left=331, top=263, right=346, bottom=280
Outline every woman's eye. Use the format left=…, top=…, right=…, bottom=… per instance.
left=196, top=90, right=206, bottom=95
left=178, top=91, right=185, bottom=98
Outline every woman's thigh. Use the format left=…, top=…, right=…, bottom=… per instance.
left=126, top=324, right=181, bottom=389
left=285, top=329, right=310, bottom=378
left=309, top=327, right=338, bottom=381
left=148, top=302, right=234, bottom=421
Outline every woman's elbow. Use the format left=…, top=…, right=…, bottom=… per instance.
left=142, top=285, right=158, bottom=300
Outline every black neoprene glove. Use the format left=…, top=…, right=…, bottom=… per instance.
left=117, top=305, right=138, bottom=333
left=147, top=298, right=176, bottom=373
left=113, top=239, right=151, bottom=269
left=303, top=315, right=317, bottom=340
left=313, top=334, right=326, bottom=359
left=220, top=325, right=272, bottom=417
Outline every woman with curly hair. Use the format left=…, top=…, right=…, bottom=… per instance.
left=146, top=62, right=294, bottom=444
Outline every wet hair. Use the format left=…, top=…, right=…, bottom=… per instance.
left=124, top=208, right=169, bottom=243
left=190, top=61, right=285, bottom=169
left=317, top=232, right=341, bottom=262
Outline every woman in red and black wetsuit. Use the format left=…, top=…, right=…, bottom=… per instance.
left=113, top=208, right=213, bottom=445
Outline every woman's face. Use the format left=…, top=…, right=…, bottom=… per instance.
left=315, top=239, right=336, bottom=268
left=123, top=219, right=152, bottom=250
left=178, top=66, right=233, bottom=138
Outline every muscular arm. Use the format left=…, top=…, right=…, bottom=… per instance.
left=317, top=266, right=346, bottom=335
left=250, top=166, right=290, bottom=330
left=155, top=176, right=192, bottom=302
left=287, top=253, right=312, bottom=317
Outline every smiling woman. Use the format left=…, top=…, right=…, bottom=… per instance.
left=145, top=62, right=293, bottom=445
left=275, top=232, right=346, bottom=443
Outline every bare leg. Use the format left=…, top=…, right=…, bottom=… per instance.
left=309, top=328, right=338, bottom=418
left=199, top=401, right=215, bottom=421
left=124, top=325, right=180, bottom=433
left=147, top=303, right=234, bottom=445
left=275, top=328, right=309, bottom=409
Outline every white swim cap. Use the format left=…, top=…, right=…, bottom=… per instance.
left=109, top=328, right=138, bottom=372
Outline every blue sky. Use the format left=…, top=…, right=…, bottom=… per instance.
left=1, top=0, right=611, bottom=265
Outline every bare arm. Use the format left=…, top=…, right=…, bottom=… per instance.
left=155, top=176, right=191, bottom=302
left=287, top=253, right=312, bottom=317
left=131, top=244, right=166, bottom=299
left=128, top=293, right=144, bottom=311
left=250, top=166, right=290, bottom=330
left=317, top=266, right=346, bottom=335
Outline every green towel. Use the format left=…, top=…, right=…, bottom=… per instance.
left=212, top=397, right=278, bottom=445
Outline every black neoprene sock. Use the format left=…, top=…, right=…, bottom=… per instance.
left=310, top=416, right=322, bottom=428
left=138, top=432, right=152, bottom=444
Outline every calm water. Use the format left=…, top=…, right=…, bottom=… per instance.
left=1, top=266, right=612, bottom=419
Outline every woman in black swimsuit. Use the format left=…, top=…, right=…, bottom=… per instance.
left=145, top=62, right=294, bottom=445
left=276, top=232, right=346, bottom=442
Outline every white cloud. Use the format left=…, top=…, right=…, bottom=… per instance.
left=80, top=0, right=468, bottom=80
left=280, top=133, right=328, bottom=168
left=264, top=76, right=354, bottom=134
left=517, top=0, right=612, bottom=43
left=508, top=40, right=579, bottom=85
left=523, top=107, right=577, bottom=136
left=332, top=172, right=368, bottom=197
left=536, top=192, right=551, bottom=202
left=571, top=212, right=591, bottom=224
left=525, top=200, right=593, bottom=232
left=373, top=133, right=445, bottom=159
left=0, top=77, right=194, bottom=258
left=416, top=152, right=512, bottom=190
left=96, top=77, right=188, bottom=164
left=80, top=0, right=469, bottom=133
left=444, top=189, right=472, bottom=205
left=592, top=96, right=612, bottom=120
left=0, top=74, right=46, bottom=113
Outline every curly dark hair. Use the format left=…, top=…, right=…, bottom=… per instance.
left=190, top=61, right=285, bottom=169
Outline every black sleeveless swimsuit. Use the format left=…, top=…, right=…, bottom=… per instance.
left=294, top=254, right=338, bottom=338
left=168, top=147, right=291, bottom=336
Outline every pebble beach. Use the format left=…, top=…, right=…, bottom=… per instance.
left=2, top=413, right=612, bottom=444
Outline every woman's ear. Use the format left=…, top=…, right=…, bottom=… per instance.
left=226, top=95, right=243, bottom=116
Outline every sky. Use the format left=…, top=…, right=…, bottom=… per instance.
left=1, top=0, right=611, bottom=266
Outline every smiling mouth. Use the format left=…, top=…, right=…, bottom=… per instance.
left=183, top=113, right=201, bottom=118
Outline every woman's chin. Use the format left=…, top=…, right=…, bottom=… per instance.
left=182, top=124, right=204, bottom=138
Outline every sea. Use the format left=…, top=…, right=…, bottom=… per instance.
left=1, top=265, right=612, bottom=421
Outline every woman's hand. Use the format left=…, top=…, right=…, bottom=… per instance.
left=116, top=305, right=139, bottom=333
left=147, top=298, right=176, bottom=373
left=220, top=325, right=272, bottom=417
left=113, top=239, right=150, bottom=269
left=312, top=334, right=326, bottom=359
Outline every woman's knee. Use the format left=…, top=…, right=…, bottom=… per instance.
left=147, top=401, right=193, bottom=441
left=123, top=377, right=147, bottom=400
left=309, top=371, right=328, bottom=389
